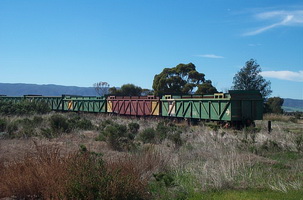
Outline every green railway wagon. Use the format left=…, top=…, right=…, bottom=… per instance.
left=0, top=96, right=24, bottom=103
left=0, top=95, right=64, bottom=111
left=161, top=90, right=263, bottom=125
left=23, top=95, right=64, bottom=111
left=62, top=95, right=107, bottom=113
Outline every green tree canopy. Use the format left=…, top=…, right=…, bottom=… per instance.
left=265, top=97, right=284, bottom=114
left=152, top=63, right=206, bottom=96
left=232, top=59, right=272, bottom=98
left=196, top=80, right=218, bottom=94
left=108, top=84, right=142, bottom=96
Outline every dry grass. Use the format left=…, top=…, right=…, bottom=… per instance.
left=0, top=143, right=69, bottom=199
left=0, top=141, right=167, bottom=199
left=263, top=113, right=296, bottom=122
left=165, top=123, right=303, bottom=192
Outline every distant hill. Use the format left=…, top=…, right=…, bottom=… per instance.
left=0, top=83, right=99, bottom=96
left=283, top=98, right=303, bottom=112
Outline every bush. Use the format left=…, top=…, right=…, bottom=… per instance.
left=168, top=131, right=183, bottom=148
left=97, top=121, right=139, bottom=151
left=140, top=128, right=156, bottom=144
left=128, top=122, right=140, bottom=134
left=156, top=121, right=169, bottom=141
left=0, top=118, right=7, bottom=132
left=98, top=119, right=114, bottom=132
left=97, top=122, right=131, bottom=151
left=155, top=122, right=184, bottom=146
left=68, top=115, right=94, bottom=130
left=49, top=114, right=71, bottom=133
left=105, top=124, right=128, bottom=151
left=7, top=122, right=18, bottom=137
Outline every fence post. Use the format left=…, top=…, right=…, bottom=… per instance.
left=268, top=121, right=272, bottom=133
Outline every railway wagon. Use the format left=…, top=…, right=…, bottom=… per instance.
left=0, top=90, right=263, bottom=126
left=160, top=90, right=263, bottom=125
left=107, top=95, right=160, bottom=116
left=0, top=95, right=107, bottom=113
left=0, top=95, right=63, bottom=111
left=0, top=96, right=24, bottom=103
left=24, top=95, right=64, bottom=111
left=62, top=95, right=107, bottom=113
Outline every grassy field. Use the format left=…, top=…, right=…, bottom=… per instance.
left=0, top=112, right=303, bottom=199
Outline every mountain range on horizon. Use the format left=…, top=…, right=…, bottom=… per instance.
left=0, top=83, right=97, bottom=96
left=0, top=83, right=302, bottom=112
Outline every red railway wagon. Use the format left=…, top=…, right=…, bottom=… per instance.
left=107, top=96, right=160, bottom=116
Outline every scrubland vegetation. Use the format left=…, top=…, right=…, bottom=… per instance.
left=0, top=103, right=303, bottom=199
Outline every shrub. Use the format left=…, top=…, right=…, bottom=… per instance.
left=68, top=115, right=94, bottom=130
left=41, top=127, right=56, bottom=138
left=156, top=121, right=169, bottom=141
left=155, top=122, right=184, bottom=146
left=97, top=122, right=130, bottom=151
left=140, top=128, right=156, bottom=144
left=33, top=116, right=44, bottom=125
left=168, top=131, right=183, bottom=148
left=49, top=114, right=71, bottom=133
left=0, top=118, right=7, bottom=132
left=153, top=172, right=175, bottom=187
left=128, top=122, right=140, bottom=134
left=76, top=118, right=94, bottom=130
left=98, top=119, right=114, bottom=131
left=7, top=122, right=18, bottom=137
left=105, top=124, right=128, bottom=151
left=97, top=121, right=139, bottom=151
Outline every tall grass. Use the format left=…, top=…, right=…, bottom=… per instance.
left=0, top=143, right=166, bottom=199
left=0, top=143, right=68, bottom=199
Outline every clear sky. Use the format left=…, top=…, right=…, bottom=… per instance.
left=0, top=0, right=302, bottom=99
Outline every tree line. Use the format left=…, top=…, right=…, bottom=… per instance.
left=94, top=59, right=284, bottom=114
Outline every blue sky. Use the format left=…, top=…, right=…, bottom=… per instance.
left=0, top=0, right=302, bottom=99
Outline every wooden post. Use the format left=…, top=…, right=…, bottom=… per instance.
left=268, top=121, right=272, bottom=133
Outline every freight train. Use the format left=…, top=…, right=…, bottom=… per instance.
left=0, top=90, right=263, bottom=126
